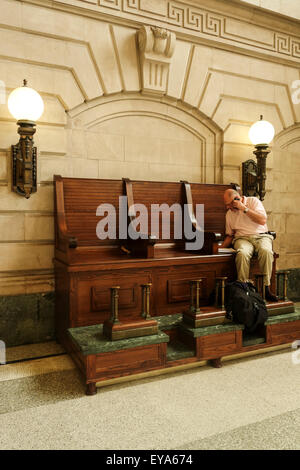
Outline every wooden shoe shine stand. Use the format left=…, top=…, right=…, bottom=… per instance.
left=54, top=176, right=300, bottom=395
left=68, top=272, right=298, bottom=395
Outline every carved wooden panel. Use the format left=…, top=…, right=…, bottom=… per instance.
left=75, top=270, right=151, bottom=326
left=197, top=331, right=240, bottom=360
left=91, top=285, right=137, bottom=312
left=94, top=343, right=166, bottom=379
left=167, top=276, right=208, bottom=303
left=152, top=262, right=234, bottom=316
left=269, top=321, right=300, bottom=346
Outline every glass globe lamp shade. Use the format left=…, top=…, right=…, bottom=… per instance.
left=8, top=83, right=44, bottom=122
left=248, top=116, right=275, bottom=146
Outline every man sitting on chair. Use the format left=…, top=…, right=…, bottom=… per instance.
left=220, top=188, right=278, bottom=302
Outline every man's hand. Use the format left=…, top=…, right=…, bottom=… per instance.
left=232, top=197, right=267, bottom=225
left=220, top=235, right=234, bottom=248
left=232, top=197, right=246, bottom=211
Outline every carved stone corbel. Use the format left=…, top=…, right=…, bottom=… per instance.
left=137, top=25, right=176, bottom=95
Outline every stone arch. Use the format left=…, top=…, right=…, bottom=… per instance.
left=68, top=93, right=223, bottom=184
left=268, top=124, right=300, bottom=270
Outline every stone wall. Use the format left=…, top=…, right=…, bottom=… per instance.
left=239, top=0, right=300, bottom=20
left=0, top=0, right=299, bottom=344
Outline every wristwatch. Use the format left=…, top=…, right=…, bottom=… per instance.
left=244, top=207, right=249, bottom=214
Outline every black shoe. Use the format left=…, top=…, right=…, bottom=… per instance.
left=265, top=286, right=278, bottom=302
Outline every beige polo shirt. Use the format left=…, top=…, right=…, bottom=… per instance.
left=225, top=196, right=268, bottom=238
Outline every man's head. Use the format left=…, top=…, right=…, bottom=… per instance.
left=224, top=189, right=241, bottom=211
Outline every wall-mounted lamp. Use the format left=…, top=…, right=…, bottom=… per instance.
left=242, top=115, right=275, bottom=201
left=8, top=79, right=44, bottom=198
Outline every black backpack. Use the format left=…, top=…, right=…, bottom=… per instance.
left=225, top=281, right=268, bottom=333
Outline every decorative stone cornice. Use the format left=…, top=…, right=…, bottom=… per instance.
left=43, top=0, right=300, bottom=66
left=137, top=25, right=176, bottom=95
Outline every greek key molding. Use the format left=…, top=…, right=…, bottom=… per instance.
left=71, top=0, right=300, bottom=60
left=99, top=0, right=122, bottom=10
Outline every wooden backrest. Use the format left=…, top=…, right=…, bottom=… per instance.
left=55, top=176, right=232, bottom=247
left=130, top=181, right=183, bottom=244
left=57, top=176, right=124, bottom=246
left=190, top=183, right=230, bottom=237
left=130, top=180, right=231, bottom=243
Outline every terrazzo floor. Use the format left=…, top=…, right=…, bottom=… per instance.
left=0, top=306, right=300, bottom=450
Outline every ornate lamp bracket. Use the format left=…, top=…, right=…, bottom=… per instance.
left=12, top=120, right=37, bottom=199
left=242, top=146, right=270, bottom=201
left=8, top=80, right=43, bottom=199
left=244, top=115, right=274, bottom=201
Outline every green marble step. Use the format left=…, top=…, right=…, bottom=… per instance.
left=180, top=322, right=245, bottom=338
left=242, top=334, right=266, bottom=347
left=156, top=313, right=183, bottom=330
left=166, top=340, right=195, bottom=362
left=68, top=324, right=169, bottom=356
left=265, top=311, right=300, bottom=325
left=68, top=310, right=300, bottom=357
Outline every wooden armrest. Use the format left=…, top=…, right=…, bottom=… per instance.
left=205, top=232, right=222, bottom=242
left=181, top=181, right=223, bottom=254
left=56, top=213, right=78, bottom=249
left=54, top=176, right=78, bottom=250
left=60, top=233, right=78, bottom=249
left=121, top=236, right=156, bottom=258
left=122, top=178, right=157, bottom=258
left=203, top=231, right=223, bottom=254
